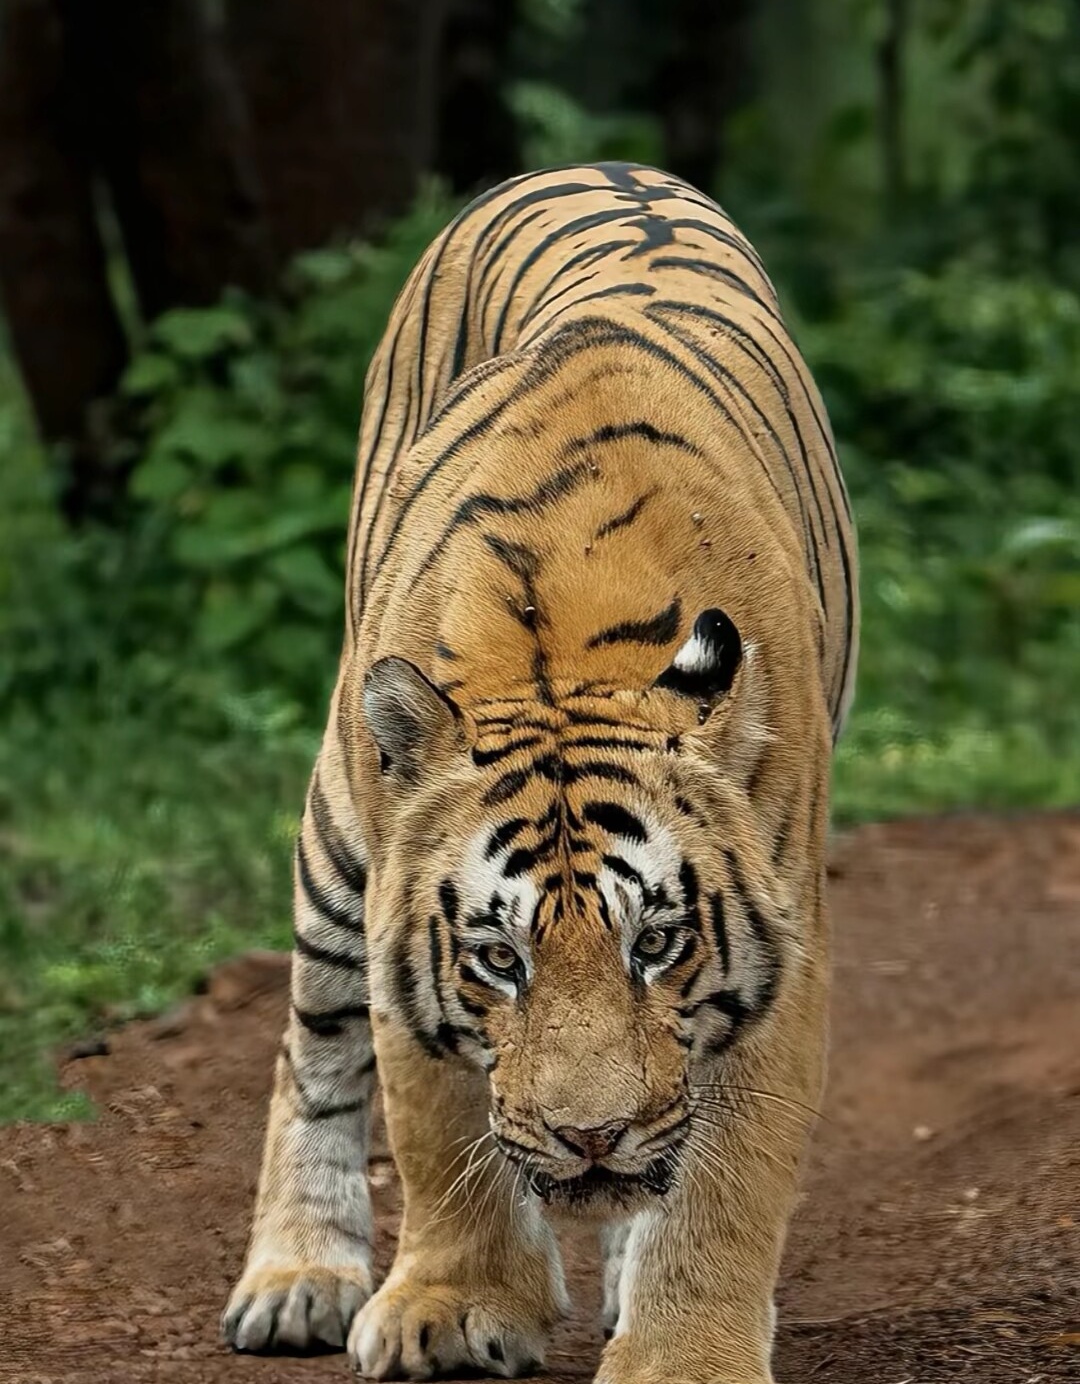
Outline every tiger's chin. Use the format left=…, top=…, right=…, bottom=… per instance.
left=523, top=1154, right=680, bottom=1221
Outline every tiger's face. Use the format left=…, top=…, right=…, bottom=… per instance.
left=357, top=610, right=787, bottom=1218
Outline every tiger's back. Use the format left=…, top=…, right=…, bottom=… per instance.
left=349, top=162, right=856, bottom=741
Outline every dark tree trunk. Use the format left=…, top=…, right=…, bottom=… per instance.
left=57, top=0, right=273, bottom=319
left=225, top=0, right=444, bottom=262
left=650, top=0, right=755, bottom=195
left=877, top=0, right=910, bottom=213
left=0, top=0, right=129, bottom=522
left=436, top=0, right=519, bottom=194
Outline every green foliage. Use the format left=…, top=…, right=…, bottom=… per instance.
left=797, top=258, right=1080, bottom=820
left=0, top=692, right=312, bottom=1122
left=0, top=202, right=459, bottom=1120
left=509, top=81, right=662, bottom=171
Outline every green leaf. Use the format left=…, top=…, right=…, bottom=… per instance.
left=151, top=305, right=254, bottom=361
left=291, top=247, right=358, bottom=289
left=258, top=622, right=335, bottom=674
left=130, top=453, right=192, bottom=503
left=121, top=353, right=181, bottom=396
left=195, top=583, right=279, bottom=652
left=153, top=393, right=266, bottom=471
left=267, top=545, right=342, bottom=616
left=1000, top=517, right=1080, bottom=560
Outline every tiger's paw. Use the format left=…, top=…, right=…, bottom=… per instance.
left=595, top=1332, right=773, bottom=1384
left=222, top=1261, right=375, bottom=1352
left=348, top=1278, right=549, bottom=1379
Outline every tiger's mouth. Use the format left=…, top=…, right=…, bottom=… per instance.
left=527, top=1154, right=680, bottom=1208
left=522, top=1151, right=680, bottom=1208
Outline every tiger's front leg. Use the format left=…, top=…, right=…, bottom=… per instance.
left=222, top=765, right=377, bottom=1351
left=349, top=1021, right=566, bottom=1380
left=596, top=979, right=825, bottom=1384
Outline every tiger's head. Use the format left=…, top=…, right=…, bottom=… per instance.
left=354, top=608, right=800, bottom=1219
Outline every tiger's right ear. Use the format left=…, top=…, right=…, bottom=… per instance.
left=363, top=657, right=465, bottom=786
left=653, top=608, right=743, bottom=722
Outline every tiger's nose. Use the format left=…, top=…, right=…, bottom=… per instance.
left=551, top=1120, right=629, bottom=1161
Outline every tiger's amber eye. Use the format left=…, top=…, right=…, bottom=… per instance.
left=481, top=943, right=519, bottom=974
left=635, top=927, right=670, bottom=959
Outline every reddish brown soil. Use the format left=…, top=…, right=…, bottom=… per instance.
left=2, top=812, right=1079, bottom=1384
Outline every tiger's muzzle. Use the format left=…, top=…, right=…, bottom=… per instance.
left=492, top=1095, right=691, bottom=1214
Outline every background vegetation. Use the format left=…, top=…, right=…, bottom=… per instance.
left=2, top=0, right=1079, bottom=1119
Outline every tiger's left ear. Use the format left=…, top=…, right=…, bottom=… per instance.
left=654, top=607, right=770, bottom=781
left=363, top=657, right=465, bottom=786
left=653, top=608, right=743, bottom=721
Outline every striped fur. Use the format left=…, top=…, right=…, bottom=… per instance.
left=224, top=163, right=858, bottom=1384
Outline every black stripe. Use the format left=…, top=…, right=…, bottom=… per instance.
left=374, top=386, right=516, bottom=587
left=666, top=934, right=698, bottom=975
left=564, top=421, right=700, bottom=457
left=678, top=955, right=706, bottom=999
left=563, top=760, right=639, bottom=787
left=644, top=301, right=815, bottom=575
left=472, top=735, right=545, bottom=767
left=504, top=844, right=545, bottom=877
left=527, top=280, right=656, bottom=339
left=724, top=849, right=782, bottom=1013
left=586, top=598, right=681, bottom=650
left=595, top=490, right=655, bottom=540
left=351, top=309, right=409, bottom=610
left=463, top=909, right=502, bottom=930
left=680, top=860, right=700, bottom=913
left=414, top=461, right=591, bottom=587
left=565, top=734, right=656, bottom=754
left=602, top=854, right=646, bottom=891
left=296, top=839, right=365, bottom=933
left=485, top=818, right=530, bottom=857
left=390, top=930, right=446, bottom=1059
left=685, top=988, right=751, bottom=1034
left=771, top=807, right=793, bottom=866
left=457, top=991, right=489, bottom=1018
left=564, top=707, right=657, bottom=731
left=428, top=915, right=463, bottom=1055
left=674, top=795, right=705, bottom=825
left=490, top=208, right=658, bottom=348
left=304, top=1093, right=369, bottom=1122
left=647, top=255, right=774, bottom=311
left=583, top=801, right=648, bottom=842
left=482, top=767, right=533, bottom=807
left=294, top=1003, right=371, bottom=1037
left=439, top=879, right=459, bottom=926
left=293, top=929, right=363, bottom=972
left=282, top=1044, right=373, bottom=1120
left=709, top=892, right=731, bottom=974
left=309, top=783, right=368, bottom=896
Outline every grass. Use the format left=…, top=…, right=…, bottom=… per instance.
left=0, top=699, right=311, bottom=1122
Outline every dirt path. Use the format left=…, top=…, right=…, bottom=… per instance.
left=2, top=812, right=1078, bottom=1384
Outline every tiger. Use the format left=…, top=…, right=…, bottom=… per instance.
left=222, top=161, right=858, bottom=1384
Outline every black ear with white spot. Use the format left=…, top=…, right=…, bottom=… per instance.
left=654, top=608, right=743, bottom=719
left=363, top=657, right=463, bottom=786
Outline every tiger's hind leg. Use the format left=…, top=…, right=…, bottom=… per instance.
left=223, top=749, right=376, bottom=1351
left=348, top=1024, right=566, bottom=1379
